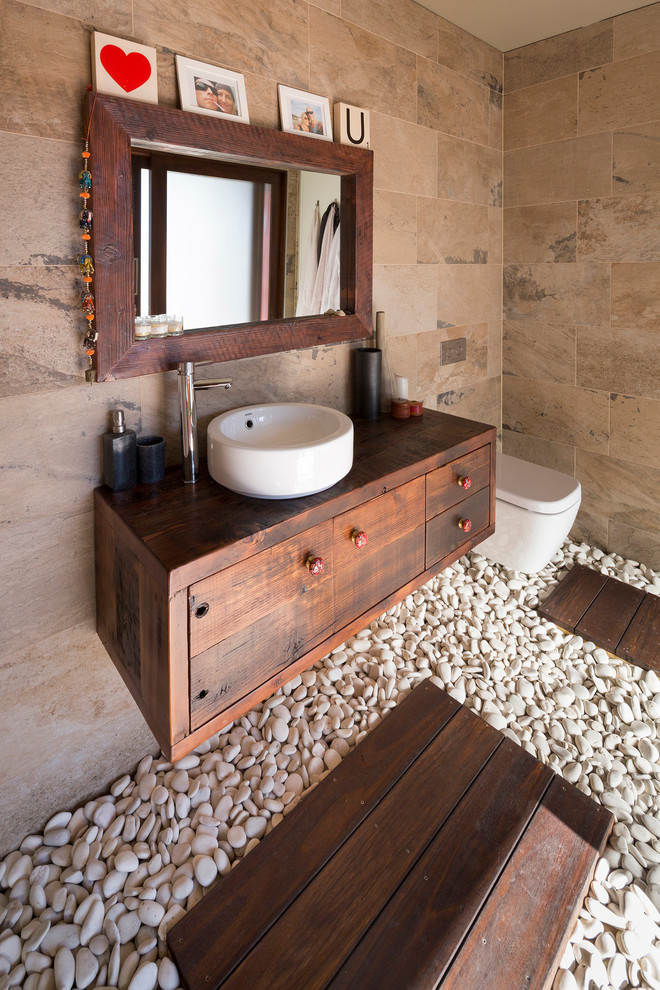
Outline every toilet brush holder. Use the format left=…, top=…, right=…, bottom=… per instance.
left=354, top=347, right=382, bottom=420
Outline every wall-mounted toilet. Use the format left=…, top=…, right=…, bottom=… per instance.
left=478, top=453, right=581, bottom=574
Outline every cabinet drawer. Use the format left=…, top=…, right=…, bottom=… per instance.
left=189, top=520, right=333, bottom=731
left=426, top=486, right=490, bottom=569
left=426, top=445, right=491, bottom=519
left=334, top=477, right=425, bottom=630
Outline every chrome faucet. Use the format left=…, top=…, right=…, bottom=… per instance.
left=178, top=361, right=232, bottom=484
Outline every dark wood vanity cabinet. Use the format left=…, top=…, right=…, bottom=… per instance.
left=95, top=411, right=496, bottom=760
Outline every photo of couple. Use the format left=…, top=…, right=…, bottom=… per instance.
left=194, top=77, right=238, bottom=116
left=278, top=86, right=332, bottom=141
left=293, top=104, right=324, bottom=135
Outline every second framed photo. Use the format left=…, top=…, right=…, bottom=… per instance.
left=278, top=85, right=332, bottom=141
left=176, top=56, right=249, bottom=123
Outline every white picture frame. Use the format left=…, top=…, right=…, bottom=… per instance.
left=176, top=56, right=250, bottom=123
left=92, top=32, right=158, bottom=104
left=278, top=85, right=332, bottom=141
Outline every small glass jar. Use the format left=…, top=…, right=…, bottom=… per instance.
left=134, top=316, right=151, bottom=340
left=167, top=314, right=184, bottom=336
left=149, top=314, right=169, bottom=338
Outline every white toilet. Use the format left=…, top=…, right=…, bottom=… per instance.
left=478, top=453, right=581, bottom=574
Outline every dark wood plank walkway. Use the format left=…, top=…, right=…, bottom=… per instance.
left=168, top=683, right=613, bottom=990
left=539, top=562, right=660, bottom=672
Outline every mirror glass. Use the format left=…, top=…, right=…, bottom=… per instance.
left=134, top=153, right=342, bottom=333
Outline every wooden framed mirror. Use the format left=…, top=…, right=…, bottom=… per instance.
left=85, top=92, right=373, bottom=381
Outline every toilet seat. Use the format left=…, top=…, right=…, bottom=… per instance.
left=496, top=453, right=581, bottom=515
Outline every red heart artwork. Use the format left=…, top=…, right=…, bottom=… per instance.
left=100, top=44, right=152, bottom=93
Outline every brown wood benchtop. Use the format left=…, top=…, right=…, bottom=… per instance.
left=168, top=683, right=613, bottom=990
left=95, top=409, right=495, bottom=590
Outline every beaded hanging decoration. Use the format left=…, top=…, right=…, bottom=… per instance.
left=80, top=94, right=97, bottom=383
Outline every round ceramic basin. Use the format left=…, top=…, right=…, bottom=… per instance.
left=207, top=403, right=354, bottom=499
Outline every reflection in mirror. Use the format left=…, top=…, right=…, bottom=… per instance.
left=133, top=150, right=342, bottom=333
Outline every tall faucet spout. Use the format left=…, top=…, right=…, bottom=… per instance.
left=178, top=361, right=232, bottom=484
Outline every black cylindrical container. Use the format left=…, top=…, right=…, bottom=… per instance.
left=103, top=409, right=137, bottom=491
left=137, top=436, right=166, bottom=484
left=354, top=347, right=382, bottom=420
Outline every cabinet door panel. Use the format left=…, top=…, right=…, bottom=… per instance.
left=334, top=478, right=425, bottom=631
left=426, top=487, right=490, bottom=569
left=426, top=445, right=490, bottom=519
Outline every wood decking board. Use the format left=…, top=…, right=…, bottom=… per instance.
left=169, top=683, right=613, bottom=990
left=539, top=563, right=660, bottom=672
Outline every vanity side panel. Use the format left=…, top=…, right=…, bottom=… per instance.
left=95, top=493, right=178, bottom=755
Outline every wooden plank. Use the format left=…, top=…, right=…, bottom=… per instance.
left=328, top=738, right=553, bottom=990
left=619, top=592, right=660, bottom=672
left=576, top=576, right=645, bottom=653
left=440, top=776, right=613, bottom=990
left=538, top=563, right=608, bottom=631
left=169, top=683, right=461, bottom=989
left=216, top=706, right=503, bottom=990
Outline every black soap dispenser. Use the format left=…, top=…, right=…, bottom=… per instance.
left=103, top=409, right=137, bottom=491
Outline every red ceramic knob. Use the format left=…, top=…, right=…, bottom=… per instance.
left=306, top=555, right=324, bottom=576
left=458, top=518, right=472, bottom=533
left=457, top=475, right=472, bottom=489
left=351, top=529, right=368, bottom=549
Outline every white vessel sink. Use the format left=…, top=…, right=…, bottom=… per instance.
left=207, top=403, right=354, bottom=499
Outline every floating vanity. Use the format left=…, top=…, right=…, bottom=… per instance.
left=94, top=410, right=495, bottom=760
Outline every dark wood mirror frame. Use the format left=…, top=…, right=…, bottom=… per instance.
left=85, top=92, right=373, bottom=381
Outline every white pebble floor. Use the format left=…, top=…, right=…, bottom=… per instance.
left=2, top=539, right=660, bottom=990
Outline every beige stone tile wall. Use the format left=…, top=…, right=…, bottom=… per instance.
left=0, top=0, right=502, bottom=853
left=502, top=1, right=660, bottom=568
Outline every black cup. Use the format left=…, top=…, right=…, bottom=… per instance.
left=137, top=436, right=166, bottom=484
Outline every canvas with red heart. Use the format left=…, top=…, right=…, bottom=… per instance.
left=91, top=32, right=158, bottom=103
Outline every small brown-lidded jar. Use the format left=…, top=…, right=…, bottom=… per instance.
left=409, top=400, right=423, bottom=416
left=390, top=399, right=410, bottom=419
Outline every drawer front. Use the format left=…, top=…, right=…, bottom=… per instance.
left=426, top=444, right=491, bottom=519
left=334, top=477, right=425, bottom=631
left=426, top=486, right=490, bottom=569
left=189, top=520, right=334, bottom=730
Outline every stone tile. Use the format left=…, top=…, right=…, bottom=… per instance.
left=0, top=134, right=80, bottom=266
left=503, top=321, right=576, bottom=384
left=0, top=266, right=89, bottom=397
left=373, top=191, right=417, bottom=265
left=418, top=323, right=488, bottom=399
left=0, top=379, right=143, bottom=525
left=417, top=56, right=490, bottom=145
left=20, top=0, right=132, bottom=30
left=0, top=513, right=96, bottom=659
left=0, top=1, right=90, bottom=142
left=504, top=75, right=578, bottom=151
left=435, top=375, right=501, bottom=431
left=504, top=133, right=612, bottom=207
left=577, top=449, right=660, bottom=539
left=503, top=263, right=610, bottom=326
left=501, top=429, right=575, bottom=475
left=134, top=0, right=309, bottom=90
left=577, top=326, right=660, bottom=400
left=610, top=393, right=660, bottom=469
left=571, top=506, right=609, bottom=551
left=341, top=0, right=436, bottom=58
left=609, top=521, right=660, bottom=570
left=503, top=203, right=577, bottom=264
left=417, top=199, right=489, bottom=265
left=504, top=19, right=613, bottom=94
left=579, top=51, right=660, bottom=135
left=578, top=193, right=660, bottom=262
left=488, top=207, right=502, bottom=265
left=502, top=378, right=609, bottom=452
left=489, top=89, right=503, bottom=151
left=437, top=132, right=501, bottom=206
left=309, top=9, right=417, bottom=121
left=310, top=0, right=341, bottom=14
left=487, top=316, right=502, bottom=379
left=611, top=263, right=660, bottom=331
left=437, top=263, right=501, bottom=330
left=614, top=3, right=660, bottom=60
left=372, top=113, right=438, bottom=197
left=373, top=264, right=437, bottom=337
left=436, top=16, right=502, bottom=93
left=613, top=121, right=660, bottom=196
